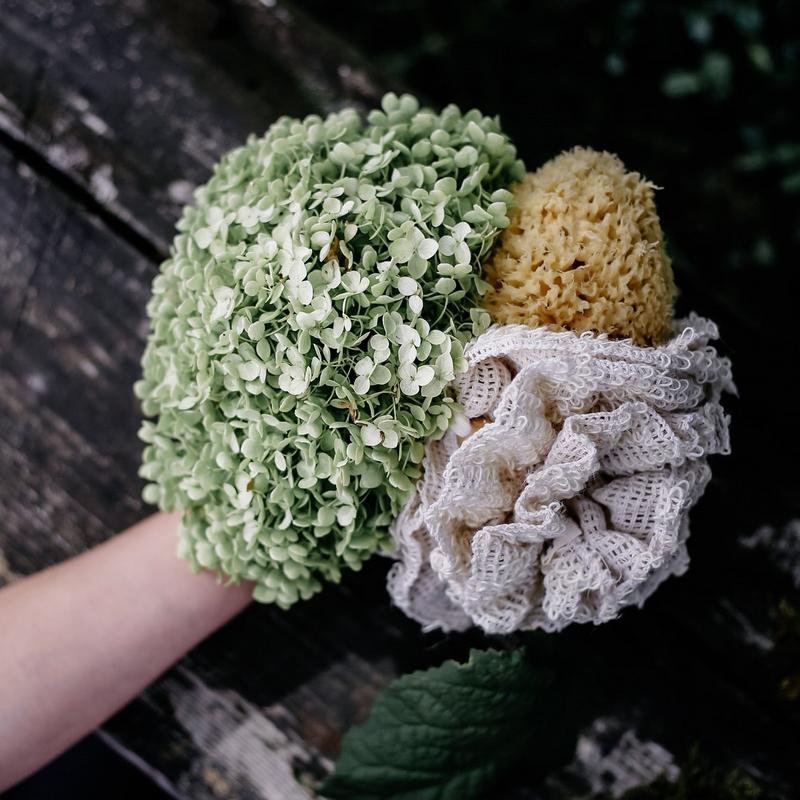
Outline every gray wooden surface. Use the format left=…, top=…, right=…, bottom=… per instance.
left=1, top=2, right=798, bottom=798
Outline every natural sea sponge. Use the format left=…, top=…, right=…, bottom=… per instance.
left=483, top=147, right=676, bottom=345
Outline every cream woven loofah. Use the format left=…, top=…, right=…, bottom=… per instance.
left=387, top=316, right=733, bottom=633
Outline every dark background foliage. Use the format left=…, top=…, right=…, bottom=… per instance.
left=305, top=0, right=799, bottom=299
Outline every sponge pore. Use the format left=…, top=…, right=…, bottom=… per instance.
left=483, top=147, right=676, bottom=345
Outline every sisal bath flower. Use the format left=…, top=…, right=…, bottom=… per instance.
left=135, top=93, right=524, bottom=607
left=387, top=148, right=733, bottom=633
left=388, top=317, right=733, bottom=633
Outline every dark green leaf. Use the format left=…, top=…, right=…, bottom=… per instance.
left=319, top=648, right=579, bottom=800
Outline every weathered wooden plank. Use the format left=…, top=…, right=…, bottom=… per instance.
left=217, top=0, right=391, bottom=113
left=0, top=0, right=384, bottom=258
left=0, top=150, right=150, bottom=563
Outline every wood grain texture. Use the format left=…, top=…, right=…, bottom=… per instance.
left=0, top=0, right=384, bottom=256
left=0, top=149, right=152, bottom=563
left=0, top=2, right=798, bottom=799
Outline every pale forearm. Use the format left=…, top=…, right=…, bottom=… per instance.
left=0, top=512, right=253, bottom=790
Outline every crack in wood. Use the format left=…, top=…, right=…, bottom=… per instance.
left=0, top=126, right=164, bottom=264
left=1, top=210, right=64, bottom=363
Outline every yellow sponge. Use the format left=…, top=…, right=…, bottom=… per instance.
left=483, top=147, right=676, bottom=345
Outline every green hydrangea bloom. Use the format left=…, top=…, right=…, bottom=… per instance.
left=135, top=93, right=524, bottom=607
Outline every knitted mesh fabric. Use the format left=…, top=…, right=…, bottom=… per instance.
left=386, top=316, right=733, bottom=633
left=483, top=148, right=676, bottom=346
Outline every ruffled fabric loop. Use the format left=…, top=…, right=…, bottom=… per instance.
left=387, top=317, right=733, bottom=633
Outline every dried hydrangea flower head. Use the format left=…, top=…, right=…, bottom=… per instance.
left=483, top=147, right=676, bottom=345
left=136, top=93, right=524, bottom=607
